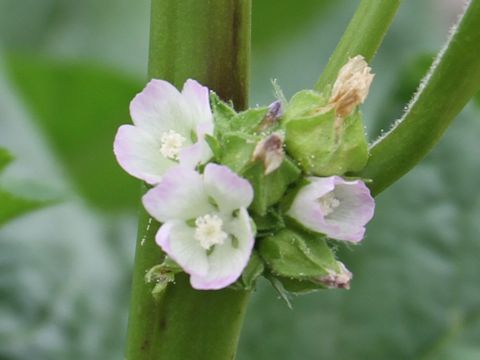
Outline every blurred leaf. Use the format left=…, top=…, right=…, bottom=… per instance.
left=0, top=147, right=14, bottom=172
left=0, top=182, right=58, bottom=227
left=0, top=147, right=58, bottom=226
left=5, top=54, right=141, bottom=211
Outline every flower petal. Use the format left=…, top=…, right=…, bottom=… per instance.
left=113, top=124, right=172, bottom=184
left=331, top=177, right=375, bottom=226
left=179, top=139, right=213, bottom=169
left=129, top=79, right=195, bottom=138
left=286, top=177, right=335, bottom=231
left=181, top=79, right=213, bottom=125
left=156, top=220, right=208, bottom=277
left=142, top=166, right=213, bottom=222
left=190, top=208, right=254, bottom=290
left=203, top=163, right=254, bottom=214
left=287, top=176, right=374, bottom=243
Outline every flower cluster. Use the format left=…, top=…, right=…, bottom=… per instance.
left=114, top=56, right=375, bottom=292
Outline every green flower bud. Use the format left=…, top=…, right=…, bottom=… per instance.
left=282, top=56, right=373, bottom=176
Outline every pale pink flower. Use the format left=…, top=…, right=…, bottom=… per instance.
left=143, top=164, right=255, bottom=290
left=287, top=176, right=375, bottom=242
left=114, top=79, right=213, bottom=184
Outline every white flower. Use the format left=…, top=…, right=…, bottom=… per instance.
left=114, top=79, right=214, bottom=184
left=287, top=176, right=375, bottom=243
left=142, top=164, right=255, bottom=290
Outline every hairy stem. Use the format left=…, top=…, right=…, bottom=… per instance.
left=360, top=0, right=480, bottom=195
left=125, top=1, right=252, bottom=359
left=315, top=0, right=402, bottom=91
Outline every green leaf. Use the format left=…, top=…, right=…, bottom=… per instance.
left=259, top=228, right=338, bottom=280
left=219, top=132, right=258, bottom=174
left=244, top=158, right=301, bottom=216
left=5, top=54, right=141, bottom=211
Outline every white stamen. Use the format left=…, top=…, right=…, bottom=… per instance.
left=318, top=191, right=340, bottom=216
left=160, top=130, right=186, bottom=160
left=194, top=214, right=228, bottom=250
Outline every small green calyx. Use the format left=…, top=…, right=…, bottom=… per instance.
left=145, top=257, right=182, bottom=300
left=281, top=56, right=373, bottom=176
left=258, top=228, right=346, bottom=294
left=284, top=106, right=369, bottom=176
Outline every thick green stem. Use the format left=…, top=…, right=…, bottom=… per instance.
left=125, top=1, right=252, bottom=359
left=315, top=0, right=402, bottom=91
left=359, top=0, right=480, bottom=195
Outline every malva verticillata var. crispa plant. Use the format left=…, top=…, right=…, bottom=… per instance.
left=113, top=56, right=375, bottom=295
left=113, top=0, right=480, bottom=358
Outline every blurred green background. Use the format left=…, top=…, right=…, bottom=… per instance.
left=1, top=0, right=480, bottom=359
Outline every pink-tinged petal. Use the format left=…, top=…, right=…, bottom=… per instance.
left=203, top=163, right=254, bottom=214
left=113, top=124, right=172, bottom=184
left=178, top=139, right=213, bottom=169
left=287, top=176, right=375, bottom=243
left=286, top=177, right=335, bottom=232
left=142, top=166, right=213, bottom=222
left=181, top=79, right=213, bottom=125
left=156, top=220, right=208, bottom=277
left=196, top=121, right=214, bottom=138
left=190, top=208, right=254, bottom=290
left=331, top=177, right=375, bottom=226
left=130, top=79, right=194, bottom=137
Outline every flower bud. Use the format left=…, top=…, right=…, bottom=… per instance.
left=257, top=100, right=283, bottom=131
left=252, top=132, right=285, bottom=175
left=329, top=55, right=374, bottom=117
left=281, top=56, right=374, bottom=176
left=317, top=262, right=352, bottom=289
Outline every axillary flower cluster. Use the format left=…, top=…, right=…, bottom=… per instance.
left=114, top=56, right=376, bottom=294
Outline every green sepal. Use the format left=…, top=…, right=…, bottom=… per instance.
left=283, top=89, right=329, bottom=119
left=252, top=207, right=285, bottom=237
left=282, top=88, right=369, bottom=176
left=258, top=228, right=338, bottom=280
left=228, top=107, right=270, bottom=134
left=204, top=134, right=222, bottom=161
left=210, top=92, right=237, bottom=138
left=275, top=276, right=327, bottom=295
left=230, top=251, right=265, bottom=291
left=219, top=132, right=258, bottom=174
left=244, top=157, right=301, bottom=216
left=284, top=108, right=368, bottom=176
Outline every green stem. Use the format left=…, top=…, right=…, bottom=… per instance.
left=125, top=1, right=252, bottom=359
left=314, top=0, right=402, bottom=91
left=359, top=0, right=480, bottom=196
